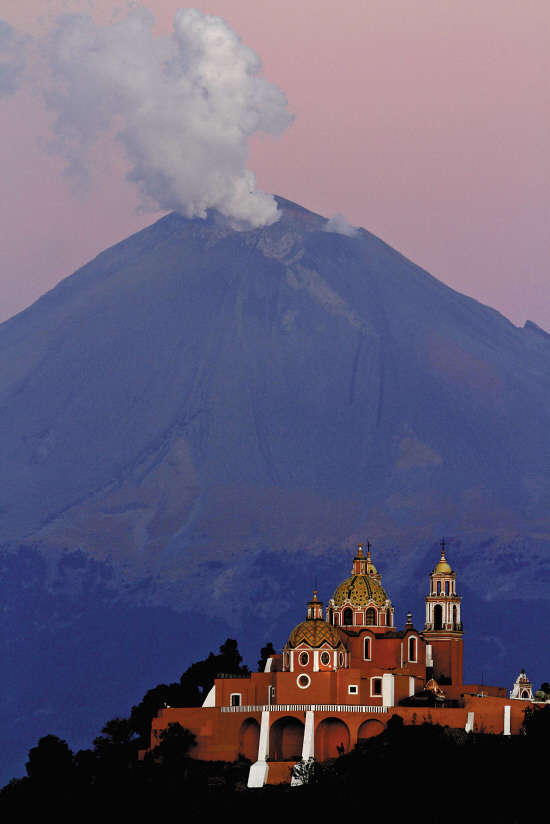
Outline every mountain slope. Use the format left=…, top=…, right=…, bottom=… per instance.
left=1, top=197, right=549, bottom=784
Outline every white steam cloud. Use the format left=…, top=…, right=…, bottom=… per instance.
left=3, top=7, right=293, bottom=227
left=323, top=213, right=358, bottom=237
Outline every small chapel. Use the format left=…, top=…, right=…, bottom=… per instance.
left=146, top=543, right=536, bottom=786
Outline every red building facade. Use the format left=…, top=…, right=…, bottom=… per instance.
left=148, top=544, right=533, bottom=786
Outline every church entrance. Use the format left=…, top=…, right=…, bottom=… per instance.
left=316, top=718, right=350, bottom=761
left=269, top=716, right=304, bottom=761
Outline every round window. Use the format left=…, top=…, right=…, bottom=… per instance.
left=299, top=651, right=309, bottom=666
left=320, top=651, right=330, bottom=666
left=297, top=674, right=311, bottom=689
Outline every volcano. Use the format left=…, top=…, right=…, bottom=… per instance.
left=1, top=197, right=549, bottom=783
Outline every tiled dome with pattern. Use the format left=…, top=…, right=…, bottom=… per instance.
left=332, top=574, right=388, bottom=607
left=287, top=619, right=343, bottom=649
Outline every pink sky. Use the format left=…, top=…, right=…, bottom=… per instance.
left=1, top=0, right=549, bottom=328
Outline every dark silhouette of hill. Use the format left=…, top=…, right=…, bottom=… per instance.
left=1, top=196, right=549, bottom=784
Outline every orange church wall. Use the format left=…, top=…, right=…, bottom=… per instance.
left=148, top=693, right=531, bottom=767
left=429, top=637, right=463, bottom=685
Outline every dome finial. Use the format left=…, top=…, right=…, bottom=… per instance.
left=433, top=538, right=453, bottom=574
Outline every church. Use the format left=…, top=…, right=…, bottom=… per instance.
left=146, top=543, right=535, bottom=786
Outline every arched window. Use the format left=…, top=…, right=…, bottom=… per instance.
left=386, top=608, right=392, bottom=626
left=371, top=677, right=382, bottom=696
left=452, top=605, right=457, bottom=628
left=408, top=636, right=417, bottom=662
left=366, top=608, right=376, bottom=625
left=434, top=604, right=443, bottom=631
left=299, top=651, right=309, bottom=666
left=343, top=608, right=353, bottom=625
left=320, top=651, right=330, bottom=666
left=437, top=581, right=441, bottom=594
left=364, top=636, right=372, bottom=660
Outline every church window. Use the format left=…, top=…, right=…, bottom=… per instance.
left=320, top=651, right=331, bottom=666
left=366, top=608, right=376, bottom=625
left=230, top=693, right=241, bottom=707
left=364, top=636, right=372, bottom=660
left=371, top=678, right=382, bottom=696
left=437, top=581, right=441, bottom=594
left=408, top=636, right=417, bottom=662
left=299, top=652, right=309, bottom=666
left=339, top=652, right=345, bottom=667
left=348, top=685, right=358, bottom=695
left=453, top=605, right=457, bottom=627
left=297, top=675, right=310, bottom=689
left=434, top=604, right=443, bottom=631
left=343, top=608, right=353, bottom=625
left=386, top=608, right=392, bottom=626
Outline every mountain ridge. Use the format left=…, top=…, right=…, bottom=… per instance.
left=1, top=196, right=549, bottom=784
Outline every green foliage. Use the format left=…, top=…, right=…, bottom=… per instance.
left=150, top=722, right=196, bottom=766
left=522, top=704, right=550, bottom=738
left=25, top=735, right=73, bottom=784
left=258, top=642, right=276, bottom=672
left=129, top=637, right=249, bottom=746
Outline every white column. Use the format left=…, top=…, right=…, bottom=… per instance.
left=289, top=651, right=294, bottom=672
left=247, top=711, right=270, bottom=788
left=426, top=645, right=433, bottom=667
left=302, top=710, right=315, bottom=759
left=503, top=705, right=511, bottom=736
left=409, top=677, right=415, bottom=697
left=465, top=712, right=474, bottom=733
left=313, top=651, right=319, bottom=672
left=382, top=673, right=395, bottom=707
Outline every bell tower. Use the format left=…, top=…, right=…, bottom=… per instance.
left=423, top=540, right=463, bottom=686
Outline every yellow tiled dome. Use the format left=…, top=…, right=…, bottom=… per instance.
left=433, top=546, right=453, bottom=574
left=332, top=574, right=388, bottom=607
left=287, top=619, right=343, bottom=649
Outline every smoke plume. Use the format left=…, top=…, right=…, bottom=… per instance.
left=3, top=7, right=293, bottom=227
left=323, top=213, right=358, bottom=237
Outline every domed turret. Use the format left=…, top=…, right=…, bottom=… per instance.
left=283, top=590, right=347, bottom=673
left=328, top=544, right=394, bottom=630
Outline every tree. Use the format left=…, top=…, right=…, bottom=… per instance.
left=258, top=642, right=276, bottom=672
left=151, top=722, right=196, bottom=765
left=26, top=735, right=73, bottom=785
